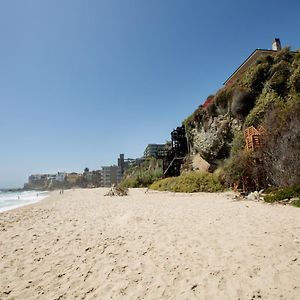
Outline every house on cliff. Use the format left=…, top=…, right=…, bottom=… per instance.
left=224, top=38, right=282, bottom=86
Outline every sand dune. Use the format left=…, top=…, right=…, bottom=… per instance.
left=0, top=188, right=299, bottom=299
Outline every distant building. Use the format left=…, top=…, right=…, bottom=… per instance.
left=98, top=154, right=145, bottom=187
left=28, top=172, right=65, bottom=184
left=101, top=166, right=122, bottom=187
left=28, top=174, right=42, bottom=184
left=47, top=174, right=57, bottom=181
left=144, top=144, right=167, bottom=158
left=56, top=172, right=66, bottom=182
left=82, top=170, right=102, bottom=187
left=66, top=172, right=81, bottom=184
left=26, top=172, right=67, bottom=190
left=118, top=154, right=125, bottom=175
left=91, top=170, right=102, bottom=187
left=117, top=153, right=143, bottom=175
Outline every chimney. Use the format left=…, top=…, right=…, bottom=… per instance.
left=272, top=38, right=282, bottom=51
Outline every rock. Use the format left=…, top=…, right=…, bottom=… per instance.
left=246, top=191, right=263, bottom=201
left=192, top=153, right=210, bottom=172
left=188, top=114, right=240, bottom=162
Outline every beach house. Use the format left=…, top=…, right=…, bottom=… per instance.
left=224, top=38, right=282, bottom=86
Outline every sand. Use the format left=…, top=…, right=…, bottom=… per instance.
left=0, top=188, right=299, bottom=300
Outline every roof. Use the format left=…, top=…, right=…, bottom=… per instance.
left=223, top=49, right=276, bottom=86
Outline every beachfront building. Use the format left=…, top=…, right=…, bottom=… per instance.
left=26, top=172, right=67, bottom=190
left=47, top=174, right=57, bottom=181
left=144, top=144, right=167, bottom=158
left=25, top=154, right=142, bottom=189
left=100, top=166, right=122, bottom=187
left=117, top=153, right=144, bottom=175
left=28, top=173, right=65, bottom=184
left=66, top=172, right=82, bottom=185
left=56, top=172, right=66, bottom=182
left=224, top=38, right=283, bottom=86
left=28, top=174, right=43, bottom=183
left=99, top=153, right=144, bottom=187
left=118, top=154, right=126, bottom=175
left=82, top=170, right=102, bottom=187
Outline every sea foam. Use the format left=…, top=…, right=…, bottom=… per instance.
left=0, top=190, right=49, bottom=213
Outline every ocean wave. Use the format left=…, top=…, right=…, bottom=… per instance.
left=0, top=191, right=49, bottom=213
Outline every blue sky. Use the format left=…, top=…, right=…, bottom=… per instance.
left=0, top=0, right=299, bottom=188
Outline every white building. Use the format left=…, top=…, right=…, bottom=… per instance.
left=56, top=172, right=66, bottom=182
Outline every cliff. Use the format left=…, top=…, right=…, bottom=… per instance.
left=183, top=47, right=300, bottom=190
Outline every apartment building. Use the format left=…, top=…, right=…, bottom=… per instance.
left=144, top=144, right=167, bottom=158
left=101, top=166, right=122, bottom=187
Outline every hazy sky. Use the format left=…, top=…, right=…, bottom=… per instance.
left=0, top=0, right=299, bottom=188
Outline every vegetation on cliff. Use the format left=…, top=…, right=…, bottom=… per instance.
left=182, top=48, right=300, bottom=193
left=126, top=48, right=299, bottom=197
left=120, top=157, right=163, bottom=188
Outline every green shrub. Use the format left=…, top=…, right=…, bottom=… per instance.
left=120, top=158, right=163, bottom=188
left=214, top=88, right=233, bottom=114
left=273, top=47, right=293, bottom=64
left=223, top=150, right=266, bottom=192
left=183, top=104, right=208, bottom=130
left=264, top=185, right=300, bottom=203
left=120, top=169, right=163, bottom=188
left=268, top=61, right=291, bottom=96
left=206, top=102, right=218, bottom=117
left=223, top=151, right=250, bottom=188
left=260, top=98, right=300, bottom=187
left=193, top=107, right=207, bottom=127
left=230, top=131, right=245, bottom=156
left=289, top=65, right=300, bottom=93
left=240, top=62, right=271, bottom=95
left=292, top=199, right=300, bottom=207
left=244, top=88, right=282, bottom=127
left=183, top=114, right=194, bottom=129
left=255, top=54, right=274, bottom=65
left=150, top=171, right=224, bottom=193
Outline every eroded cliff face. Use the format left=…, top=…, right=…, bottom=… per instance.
left=186, top=114, right=241, bottom=167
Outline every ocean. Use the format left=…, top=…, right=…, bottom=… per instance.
left=0, top=190, right=49, bottom=213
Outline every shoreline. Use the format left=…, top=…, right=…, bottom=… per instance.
left=0, top=188, right=299, bottom=299
left=0, top=191, right=50, bottom=214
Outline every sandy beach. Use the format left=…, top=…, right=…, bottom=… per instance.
left=0, top=188, right=299, bottom=300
